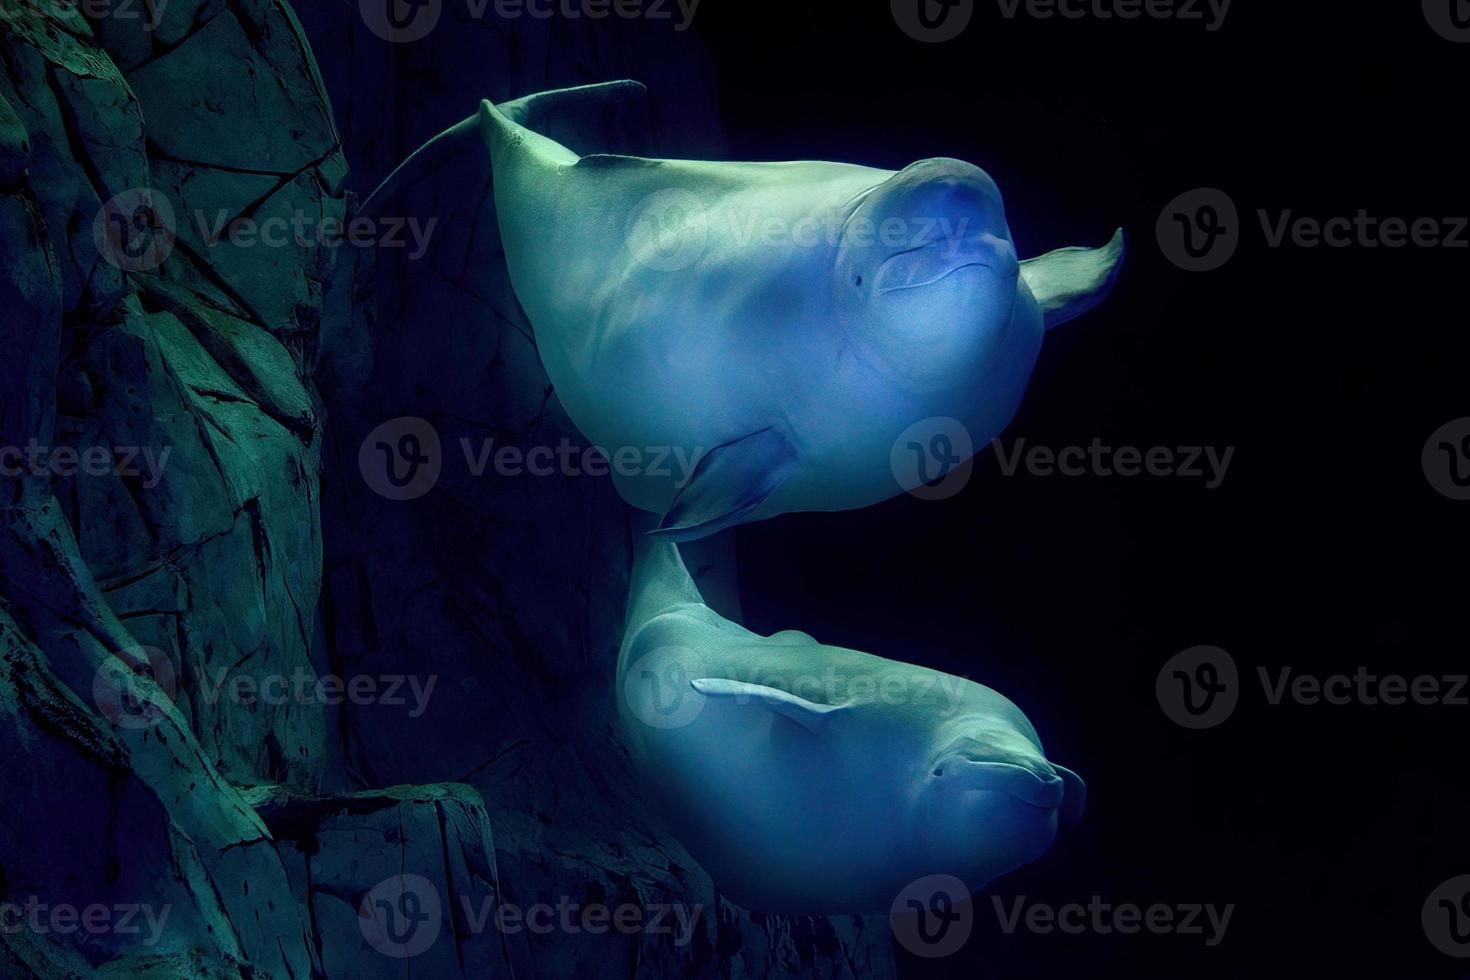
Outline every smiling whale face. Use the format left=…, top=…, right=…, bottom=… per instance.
left=907, top=718, right=1086, bottom=893
left=834, top=158, right=1033, bottom=394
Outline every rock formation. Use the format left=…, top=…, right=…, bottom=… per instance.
left=0, top=3, right=895, bottom=975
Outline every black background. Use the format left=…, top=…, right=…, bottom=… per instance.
left=686, top=2, right=1470, bottom=977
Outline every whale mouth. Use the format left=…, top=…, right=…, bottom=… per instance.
left=877, top=260, right=994, bottom=295
left=872, top=232, right=1020, bottom=296
left=964, top=762, right=1067, bottom=810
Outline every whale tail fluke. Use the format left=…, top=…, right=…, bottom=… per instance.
left=1020, top=227, right=1126, bottom=330
left=359, top=115, right=479, bottom=219
left=498, top=80, right=648, bottom=132
left=362, top=81, right=648, bottom=217
left=478, top=80, right=649, bottom=170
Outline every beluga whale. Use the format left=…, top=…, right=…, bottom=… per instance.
left=369, top=81, right=1125, bottom=540
left=617, top=527, right=1086, bottom=914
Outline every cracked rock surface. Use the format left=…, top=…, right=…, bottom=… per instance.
left=0, top=2, right=896, bottom=976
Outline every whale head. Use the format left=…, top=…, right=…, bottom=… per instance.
left=907, top=713, right=1086, bottom=890
left=834, top=158, right=1031, bottom=393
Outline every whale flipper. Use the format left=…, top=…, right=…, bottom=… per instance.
left=1021, top=227, right=1126, bottom=330
left=652, top=428, right=797, bottom=542
left=690, top=678, right=849, bottom=733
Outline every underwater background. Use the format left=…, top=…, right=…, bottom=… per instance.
left=0, top=1, right=1466, bottom=977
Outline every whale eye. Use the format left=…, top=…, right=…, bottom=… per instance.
left=854, top=275, right=863, bottom=287
left=932, top=766, right=944, bottom=777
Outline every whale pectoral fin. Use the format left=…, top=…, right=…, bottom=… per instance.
left=1020, top=228, right=1126, bottom=330
left=691, top=678, right=848, bottom=733
left=651, top=428, right=795, bottom=543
